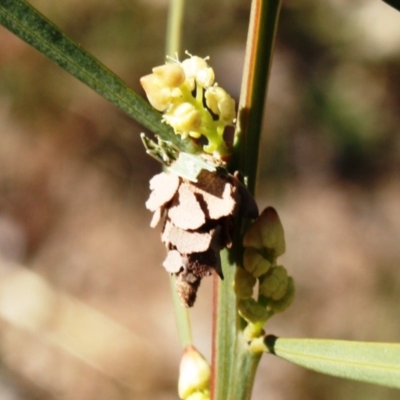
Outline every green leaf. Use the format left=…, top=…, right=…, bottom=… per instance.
left=0, top=0, right=198, bottom=155
left=265, top=336, right=400, bottom=389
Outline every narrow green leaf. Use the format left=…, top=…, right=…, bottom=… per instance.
left=0, top=0, right=198, bottom=155
left=265, top=336, right=400, bottom=389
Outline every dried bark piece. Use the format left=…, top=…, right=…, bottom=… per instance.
left=150, top=206, right=163, bottom=228
left=186, top=249, right=223, bottom=279
left=145, top=172, right=180, bottom=212
left=192, top=170, right=237, bottom=220
left=162, top=220, right=212, bottom=254
left=168, top=183, right=205, bottom=230
left=176, top=272, right=201, bottom=307
left=163, top=250, right=183, bottom=273
left=146, top=167, right=260, bottom=307
left=174, top=249, right=223, bottom=306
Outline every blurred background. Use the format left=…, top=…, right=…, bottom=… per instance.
left=1, top=0, right=400, bottom=399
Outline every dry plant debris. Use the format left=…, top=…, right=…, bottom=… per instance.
left=146, top=169, right=258, bottom=306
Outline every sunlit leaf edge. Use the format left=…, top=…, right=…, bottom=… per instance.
left=265, top=336, right=400, bottom=390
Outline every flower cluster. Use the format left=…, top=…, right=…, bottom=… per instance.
left=140, top=54, right=236, bottom=159
left=234, top=207, right=295, bottom=339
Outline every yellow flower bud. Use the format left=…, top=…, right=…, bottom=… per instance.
left=164, top=102, right=202, bottom=134
left=234, top=267, right=256, bottom=299
left=218, top=95, right=236, bottom=123
left=205, top=86, right=235, bottom=123
left=243, top=247, right=272, bottom=278
left=188, top=131, right=202, bottom=139
left=186, top=392, right=210, bottom=400
left=259, top=265, right=288, bottom=300
left=243, top=207, right=286, bottom=257
left=152, top=63, right=185, bottom=88
left=178, top=346, right=211, bottom=399
left=140, top=73, right=173, bottom=111
left=181, top=56, right=214, bottom=88
left=196, top=66, right=215, bottom=89
left=181, top=55, right=208, bottom=76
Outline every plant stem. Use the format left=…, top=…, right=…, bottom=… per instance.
left=212, top=0, right=283, bottom=399
left=211, top=249, right=239, bottom=399
left=230, top=334, right=262, bottom=400
left=165, top=0, right=193, bottom=351
left=232, top=0, right=283, bottom=194
left=169, top=276, right=193, bottom=348
left=212, top=249, right=263, bottom=400
left=166, top=0, right=185, bottom=57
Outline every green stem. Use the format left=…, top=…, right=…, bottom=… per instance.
left=213, top=0, right=283, bottom=398
left=165, top=0, right=193, bottom=351
left=230, top=335, right=262, bottom=400
left=232, top=0, right=283, bottom=194
left=169, top=276, right=193, bottom=348
left=211, top=249, right=239, bottom=399
left=212, top=250, right=263, bottom=400
left=166, top=0, right=185, bottom=57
